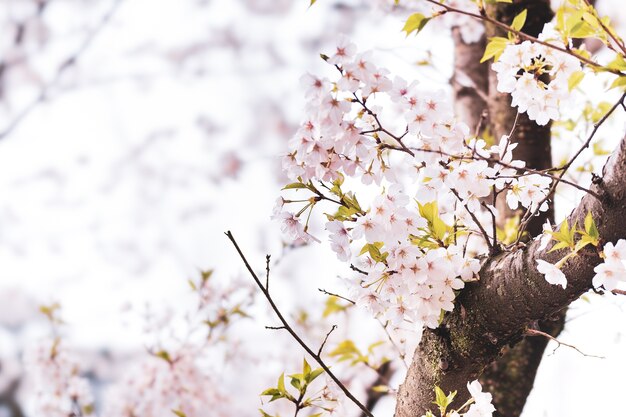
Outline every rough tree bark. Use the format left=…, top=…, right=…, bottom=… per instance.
left=395, top=2, right=625, bottom=416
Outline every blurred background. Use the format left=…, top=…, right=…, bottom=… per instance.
left=0, top=1, right=625, bottom=416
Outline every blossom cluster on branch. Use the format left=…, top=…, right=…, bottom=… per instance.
left=275, top=37, right=557, bottom=333
left=492, top=24, right=581, bottom=125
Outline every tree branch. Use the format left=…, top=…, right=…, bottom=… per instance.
left=225, top=231, right=374, bottom=417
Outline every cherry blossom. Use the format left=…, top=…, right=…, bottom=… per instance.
left=592, top=239, right=626, bottom=291
left=465, top=380, right=496, bottom=417
left=492, top=25, right=581, bottom=125
left=536, top=259, right=567, bottom=289
left=22, top=339, right=95, bottom=417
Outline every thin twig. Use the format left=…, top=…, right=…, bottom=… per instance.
left=353, top=93, right=415, bottom=157
left=225, top=231, right=374, bottom=417
left=482, top=198, right=498, bottom=250
left=525, top=328, right=604, bottom=359
left=450, top=188, right=495, bottom=253
left=379, top=320, right=409, bottom=370
left=265, top=254, right=271, bottom=291
left=318, top=325, right=338, bottom=356
left=350, top=264, right=368, bottom=275
left=318, top=288, right=356, bottom=304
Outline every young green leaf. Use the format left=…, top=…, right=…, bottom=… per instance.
left=480, top=37, right=511, bottom=63
left=511, top=9, right=528, bottom=32
left=402, top=13, right=431, bottom=37
left=568, top=71, right=585, bottom=91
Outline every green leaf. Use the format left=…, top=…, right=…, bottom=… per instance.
left=418, top=201, right=438, bottom=223
left=283, top=182, right=309, bottom=190
left=154, top=350, right=172, bottom=363
left=329, top=340, right=366, bottom=364
left=434, top=386, right=448, bottom=409
left=359, top=242, right=388, bottom=263
left=548, top=241, right=571, bottom=253
left=259, top=410, right=274, bottom=417
left=402, top=13, right=431, bottom=36
left=568, top=70, right=585, bottom=91
left=309, top=0, right=317, bottom=6
left=277, top=373, right=287, bottom=395
left=480, top=37, right=511, bottom=63
left=308, top=367, right=325, bottom=383
left=606, top=53, right=626, bottom=71
left=609, top=75, right=626, bottom=90
left=260, top=387, right=283, bottom=403
left=511, top=9, right=528, bottom=32
left=303, top=358, right=312, bottom=378
left=367, top=340, right=385, bottom=354
left=323, top=296, right=351, bottom=317
left=584, top=212, right=594, bottom=234
left=172, top=410, right=187, bottom=417
left=289, top=374, right=302, bottom=391
left=332, top=205, right=359, bottom=221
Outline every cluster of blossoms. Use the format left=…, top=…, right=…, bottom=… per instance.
left=492, top=24, right=581, bottom=125
left=103, top=347, right=230, bottom=417
left=22, top=338, right=95, bottom=417
left=275, top=38, right=555, bottom=331
left=536, top=229, right=626, bottom=291
left=592, top=239, right=626, bottom=291
left=102, top=271, right=253, bottom=417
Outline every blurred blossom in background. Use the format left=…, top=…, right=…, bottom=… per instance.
left=0, top=1, right=625, bottom=417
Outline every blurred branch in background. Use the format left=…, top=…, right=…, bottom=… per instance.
left=0, top=0, right=124, bottom=141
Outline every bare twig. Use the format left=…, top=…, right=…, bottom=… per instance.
left=525, top=328, right=604, bottom=359
left=318, top=288, right=356, bottom=304
left=379, top=320, right=409, bottom=369
left=350, top=264, right=368, bottom=275
left=450, top=188, right=495, bottom=253
left=225, top=231, right=375, bottom=417
left=318, top=325, right=338, bottom=356
left=265, top=254, right=271, bottom=291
